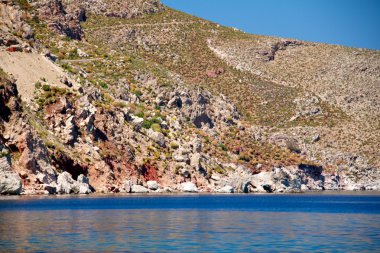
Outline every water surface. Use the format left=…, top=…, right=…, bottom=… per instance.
left=1, top=193, right=380, bottom=252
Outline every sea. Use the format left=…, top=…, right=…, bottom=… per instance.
left=1, top=193, right=380, bottom=252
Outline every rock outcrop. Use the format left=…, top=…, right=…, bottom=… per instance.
left=0, top=2, right=34, bottom=43
left=57, top=172, right=92, bottom=194
left=38, top=0, right=84, bottom=40
left=0, top=157, right=22, bottom=194
left=180, top=182, right=198, bottom=193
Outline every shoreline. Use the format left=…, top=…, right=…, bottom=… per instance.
left=2, top=190, right=380, bottom=199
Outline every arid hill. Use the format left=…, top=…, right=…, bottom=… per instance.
left=0, top=0, right=379, bottom=195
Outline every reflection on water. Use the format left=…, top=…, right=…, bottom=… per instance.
left=0, top=195, right=380, bottom=252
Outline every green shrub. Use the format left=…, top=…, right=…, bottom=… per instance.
left=99, top=81, right=108, bottom=89
left=133, top=89, right=143, bottom=97
left=34, top=82, right=42, bottom=89
left=219, top=143, right=228, bottom=151
left=142, top=119, right=153, bottom=129
left=151, top=123, right=162, bottom=132
left=69, top=49, right=78, bottom=59
left=42, top=84, right=51, bottom=91
left=170, top=142, right=179, bottom=149
left=135, top=112, right=145, bottom=118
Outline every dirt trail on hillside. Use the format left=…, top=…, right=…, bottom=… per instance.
left=85, top=21, right=197, bottom=31
left=0, top=51, right=79, bottom=102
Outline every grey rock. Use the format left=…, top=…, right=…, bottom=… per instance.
left=124, top=180, right=132, bottom=193
left=57, top=171, right=91, bottom=194
left=131, top=185, right=149, bottom=193
left=190, top=153, right=201, bottom=170
left=77, top=174, right=89, bottom=184
left=43, top=184, right=57, bottom=194
left=0, top=157, right=22, bottom=195
left=218, top=185, right=234, bottom=193
left=147, top=180, right=159, bottom=190
left=77, top=183, right=91, bottom=194
left=180, top=182, right=198, bottom=192
left=57, top=171, right=77, bottom=194
left=147, top=129, right=165, bottom=147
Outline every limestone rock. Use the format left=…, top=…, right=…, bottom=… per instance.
left=57, top=171, right=77, bottom=194
left=57, top=171, right=91, bottom=194
left=77, top=174, right=89, bottom=184
left=131, top=184, right=149, bottom=193
left=147, top=129, right=165, bottom=147
left=180, top=182, right=198, bottom=192
left=218, top=185, right=234, bottom=193
left=147, top=180, right=159, bottom=190
left=124, top=180, right=132, bottom=193
left=0, top=157, right=22, bottom=195
left=38, top=0, right=84, bottom=40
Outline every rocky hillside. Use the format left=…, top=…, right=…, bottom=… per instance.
left=0, top=0, right=379, bottom=195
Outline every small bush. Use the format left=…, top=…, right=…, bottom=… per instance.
left=135, top=111, right=145, bottom=118
left=151, top=123, right=162, bottom=133
left=99, top=81, right=108, bottom=89
left=42, top=84, right=51, bottom=91
left=170, top=142, right=179, bottom=149
left=34, top=82, right=42, bottom=89
left=219, top=143, right=228, bottom=151
left=238, top=153, right=251, bottom=162
left=142, top=119, right=153, bottom=129
left=133, top=89, right=143, bottom=97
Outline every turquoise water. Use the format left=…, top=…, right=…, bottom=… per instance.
left=1, top=193, right=380, bottom=252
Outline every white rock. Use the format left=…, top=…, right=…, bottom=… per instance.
left=57, top=172, right=77, bottom=194
left=57, top=172, right=92, bottom=194
left=147, top=129, right=165, bottom=147
left=77, top=48, right=89, bottom=57
left=218, top=185, right=234, bottom=193
left=131, top=116, right=144, bottom=131
left=124, top=180, right=132, bottom=193
left=77, top=174, right=89, bottom=184
left=211, top=174, right=221, bottom=181
left=0, top=157, right=22, bottom=195
left=147, top=181, right=159, bottom=190
left=190, top=153, right=201, bottom=170
left=180, top=182, right=198, bottom=192
left=78, top=183, right=91, bottom=194
left=131, top=185, right=149, bottom=193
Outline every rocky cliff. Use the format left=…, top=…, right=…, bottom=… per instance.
left=0, top=0, right=379, bottom=195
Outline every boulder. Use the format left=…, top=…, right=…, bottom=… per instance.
left=57, top=171, right=77, bottom=194
left=57, top=171, right=91, bottom=194
left=131, top=185, right=149, bottom=193
left=124, top=180, right=132, bottom=193
left=218, top=185, right=234, bottom=193
left=180, top=182, right=198, bottom=192
left=43, top=184, right=57, bottom=194
left=131, top=116, right=144, bottom=131
left=77, top=174, right=89, bottom=184
left=0, top=157, right=22, bottom=195
left=190, top=153, right=201, bottom=170
left=77, top=183, right=92, bottom=194
left=147, top=129, right=165, bottom=147
left=147, top=180, right=159, bottom=190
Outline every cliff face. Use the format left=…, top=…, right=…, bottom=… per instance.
left=0, top=0, right=379, bottom=195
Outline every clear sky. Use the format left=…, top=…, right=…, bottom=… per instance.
left=161, top=0, right=380, bottom=50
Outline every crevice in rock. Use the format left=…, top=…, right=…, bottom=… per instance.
left=51, top=151, right=88, bottom=180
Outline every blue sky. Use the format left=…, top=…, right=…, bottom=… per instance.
left=161, top=0, right=380, bottom=50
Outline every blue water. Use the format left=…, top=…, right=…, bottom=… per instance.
left=1, top=193, right=380, bottom=252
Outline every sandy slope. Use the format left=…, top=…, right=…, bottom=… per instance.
left=0, top=51, right=78, bottom=102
